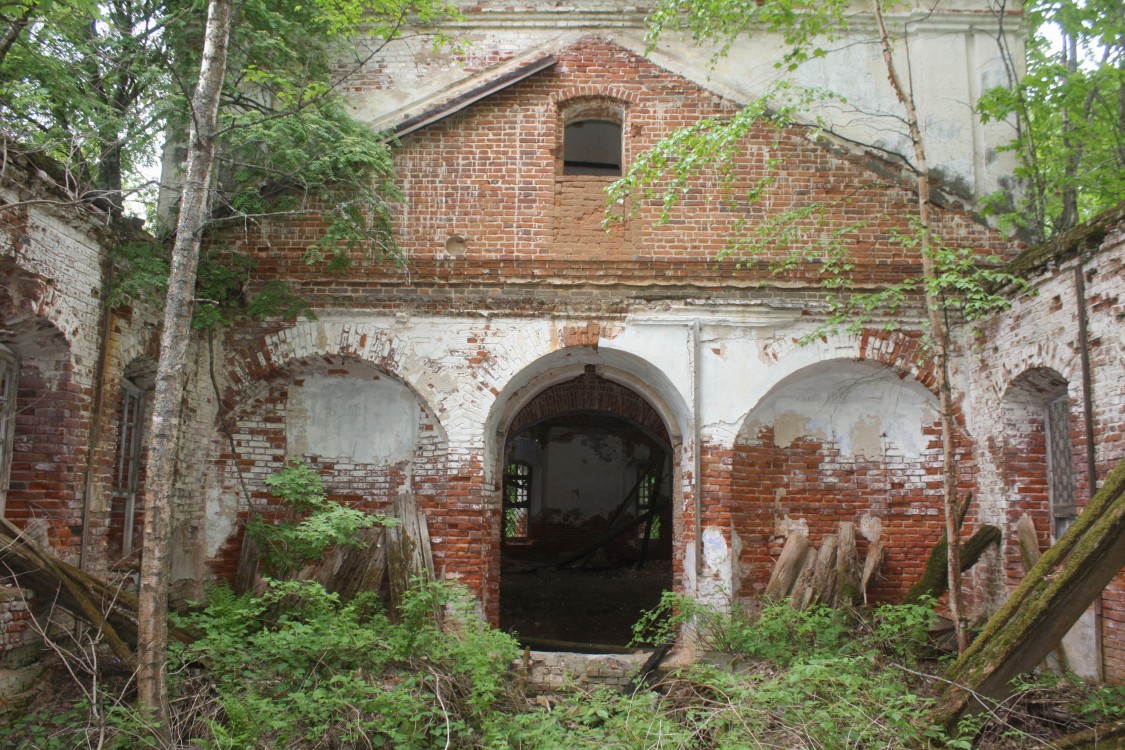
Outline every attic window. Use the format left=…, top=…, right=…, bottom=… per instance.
left=564, top=119, right=622, bottom=176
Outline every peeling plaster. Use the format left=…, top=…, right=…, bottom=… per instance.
left=287, top=375, right=417, bottom=464
left=744, top=362, right=938, bottom=459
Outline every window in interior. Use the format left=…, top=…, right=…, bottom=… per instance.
left=503, top=461, right=531, bottom=541
left=1046, top=393, right=1076, bottom=539
left=0, top=346, right=17, bottom=513
left=563, top=119, right=622, bottom=176
left=635, top=465, right=661, bottom=541
left=114, top=378, right=145, bottom=555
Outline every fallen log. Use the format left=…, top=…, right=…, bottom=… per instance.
left=934, top=459, right=1125, bottom=729
left=1017, top=514, right=1071, bottom=673
left=901, top=524, right=1001, bottom=605
left=1052, top=718, right=1125, bottom=749
left=0, top=518, right=194, bottom=664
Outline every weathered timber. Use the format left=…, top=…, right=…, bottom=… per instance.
left=835, top=522, right=861, bottom=606
left=860, top=526, right=885, bottom=605
left=789, top=547, right=819, bottom=609
left=1016, top=514, right=1043, bottom=573
left=806, top=534, right=838, bottom=608
left=901, top=524, right=1001, bottom=605
left=233, top=518, right=260, bottom=595
left=386, top=495, right=437, bottom=617
left=0, top=518, right=194, bottom=664
left=764, top=532, right=809, bottom=601
left=934, top=459, right=1125, bottom=728
left=1016, top=514, right=1071, bottom=673
left=1052, top=719, right=1125, bottom=749
left=295, top=526, right=388, bottom=601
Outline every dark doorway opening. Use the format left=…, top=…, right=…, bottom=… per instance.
left=499, top=369, right=673, bottom=648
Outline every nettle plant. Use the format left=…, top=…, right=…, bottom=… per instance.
left=246, top=459, right=382, bottom=578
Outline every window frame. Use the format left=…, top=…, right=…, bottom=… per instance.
left=558, top=98, right=627, bottom=178
left=0, top=345, right=18, bottom=514
left=113, top=378, right=146, bottom=555
left=502, top=460, right=532, bottom=542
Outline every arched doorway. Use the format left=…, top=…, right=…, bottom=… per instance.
left=497, top=363, right=676, bottom=648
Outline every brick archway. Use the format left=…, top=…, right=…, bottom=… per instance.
left=487, top=347, right=689, bottom=647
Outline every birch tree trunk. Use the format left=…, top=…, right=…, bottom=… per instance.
left=872, top=0, right=967, bottom=652
left=135, top=0, right=233, bottom=723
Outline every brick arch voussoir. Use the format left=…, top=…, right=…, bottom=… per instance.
left=507, top=376, right=670, bottom=446
left=218, top=321, right=439, bottom=431
left=854, top=328, right=938, bottom=394
left=992, top=341, right=1080, bottom=403
left=552, top=85, right=640, bottom=108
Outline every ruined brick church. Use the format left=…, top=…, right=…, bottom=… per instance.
left=2, top=1, right=1123, bottom=681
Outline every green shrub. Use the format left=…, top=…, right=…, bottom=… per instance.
left=176, top=578, right=520, bottom=749
left=246, top=459, right=383, bottom=577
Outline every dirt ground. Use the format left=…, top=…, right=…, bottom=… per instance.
left=499, top=560, right=672, bottom=648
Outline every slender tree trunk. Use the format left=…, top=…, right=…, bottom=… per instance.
left=0, top=2, right=36, bottom=68
left=135, top=0, right=233, bottom=726
left=1059, top=32, right=1080, bottom=232
left=873, top=0, right=967, bottom=652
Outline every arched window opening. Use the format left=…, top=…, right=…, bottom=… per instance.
left=0, top=345, right=17, bottom=513
left=113, top=379, right=145, bottom=556
left=563, top=119, right=622, bottom=176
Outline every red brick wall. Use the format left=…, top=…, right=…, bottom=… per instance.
left=971, top=214, right=1125, bottom=680
left=223, top=39, right=1011, bottom=311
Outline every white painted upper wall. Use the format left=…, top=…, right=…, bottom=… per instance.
left=350, top=0, right=1024, bottom=205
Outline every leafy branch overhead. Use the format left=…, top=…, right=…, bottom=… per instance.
left=3, top=0, right=457, bottom=327
left=977, top=0, right=1124, bottom=242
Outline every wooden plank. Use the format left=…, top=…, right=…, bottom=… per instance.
left=901, top=524, right=1001, bottom=604
left=806, top=534, right=838, bottom=608
left=936, top=459, right=1125, bottom=728
left=835, top=522, right=861, bottom=606
left=1016, top=514, right=1043, bottom=571
left=765, top=532, right=809, bottom=601
left=789, top=549, right=819, bottom=610
left=1016, top=514, right=1071, bottom=674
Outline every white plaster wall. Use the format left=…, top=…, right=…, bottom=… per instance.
left=287, top=375, right=418, bottom=465
left=245, top=310, right=938, bottom=605
left=742, top=361, right=939, bottom=458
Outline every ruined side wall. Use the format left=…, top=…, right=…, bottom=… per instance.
left=968, top=211, right=1125, bottom=681
left=1, top=163, right=215, bottom=645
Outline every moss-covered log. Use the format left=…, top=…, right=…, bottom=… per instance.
left=0, top=518, right=195, bottom=664
left=901, top=524, right=1001, bottom=605
left=934, top=459, right=1125, bottom=728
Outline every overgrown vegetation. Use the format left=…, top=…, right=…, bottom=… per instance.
left=6, top=583, right=1121, bottom=748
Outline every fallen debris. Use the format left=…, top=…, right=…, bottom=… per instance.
left=934, top=458, right=1125, bottom=728
left=0, top=518, right=193, bottom=665
left=901, top=523, right=1001, bottom=605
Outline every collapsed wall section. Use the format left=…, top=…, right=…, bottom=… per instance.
left=969, top=208, right=1125, bottom=681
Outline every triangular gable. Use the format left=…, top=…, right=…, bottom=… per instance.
left=371, top=50, right=557, bottom=139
